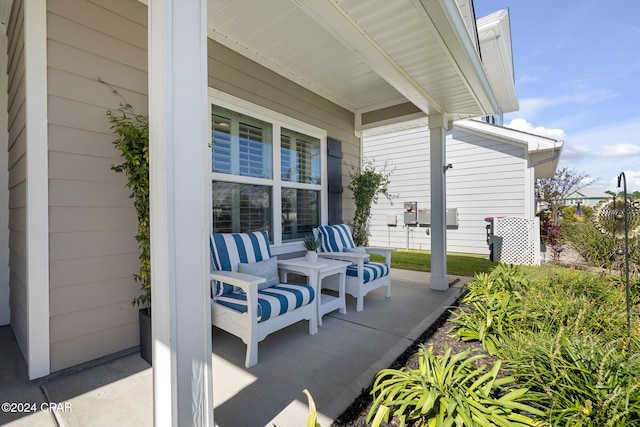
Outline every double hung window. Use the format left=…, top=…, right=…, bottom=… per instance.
left=211, top=94, right=326, bottom=246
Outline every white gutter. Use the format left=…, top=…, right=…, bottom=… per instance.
left=420, top=0, right=499, bottom=116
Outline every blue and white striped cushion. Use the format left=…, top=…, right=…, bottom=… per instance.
left=346, top=262, right=390, bottom=284
left=210, top=231, right=272, bottom=296
left=213, top=283, right=315, bottom=323
left=317, top=224, right=356, bottom=253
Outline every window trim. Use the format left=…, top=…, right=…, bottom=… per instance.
left=209, top=88, right=328, bottom=250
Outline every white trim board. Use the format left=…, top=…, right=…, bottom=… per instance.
left=24, top=0, right=50, bottom=379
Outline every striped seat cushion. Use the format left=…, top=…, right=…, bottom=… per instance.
left=346, top=262, right=390, bottom=284
left=210, top=231, right=273, bottom=296
left=213, top=283, right=315, bottom=323
left=317, top=224, right=356, bottom=253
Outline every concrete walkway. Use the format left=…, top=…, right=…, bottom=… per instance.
left=0, top=269, right=469, bottom=427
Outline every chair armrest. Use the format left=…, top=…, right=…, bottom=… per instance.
left=364, top=247, right=395, bottom=266
left=210, top=270, right=265, bottom=294
left=317, top=251, right=366, bottom=262
left=364, top=247, right=395, bottom=256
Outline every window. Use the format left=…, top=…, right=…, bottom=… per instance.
left=212, top=107, right=272, bottom=178
left=212, top=182, right=272, bottom=236
left=282, top=188, right=320, bottom=240
left=281, top=128, right=320, bottom=184
left=210, top=95, right=326, bottom=246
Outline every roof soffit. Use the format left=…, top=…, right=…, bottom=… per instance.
left=208, top=0, right=498, bottom=121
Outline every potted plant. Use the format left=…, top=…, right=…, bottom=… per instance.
left=303, top=234, right=321, bottom=262
left=107, top=102, right=151, bottom=364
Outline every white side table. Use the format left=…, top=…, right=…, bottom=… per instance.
left=277, top=257, right=350, bottom=326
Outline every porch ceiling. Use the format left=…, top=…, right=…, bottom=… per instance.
left=208, top=0, right=499, bottom=122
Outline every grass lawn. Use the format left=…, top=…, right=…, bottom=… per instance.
left=370, top=249, right=495, bottom=277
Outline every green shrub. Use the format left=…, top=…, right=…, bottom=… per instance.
left=500, top=331, right=640, bottom=427
left=453, top=264, right=640, bottom=425
left=450, top=293, right=525, bottom=356
left=450, top=264, right=531, bottom=355
left=524, top=270, right=631, bottom=343
left=562, top=219, right=617, bottom=269
left=367, top=344, right=544, bottom=427
left=367, top=346, right=544, bottom=427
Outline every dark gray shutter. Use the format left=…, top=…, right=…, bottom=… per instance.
left=327, top=137, right=343, bottom=225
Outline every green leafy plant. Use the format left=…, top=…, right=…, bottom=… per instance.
left=367, top=344, right=544, bottom=427
left=303, top=234, right=321, bottom=251
left=107, top=104, right=150, bottom=307
left=450, top=294, right=523, bottom=355
left=452, top=264, right=640, bottom=425
left=348, top=159, right=394, bottom=246
left=561, top=219, right=617, bottom=269
left=450, top=264, right=530, bottom=355
left=303, top=389, right=322, bottom=427
left=501, top=331, right=640, bottom=427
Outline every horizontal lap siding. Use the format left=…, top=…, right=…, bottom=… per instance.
left=364, top=126, right=527, bottom=255
left=46, top=0, right=146, bottom=372
left=445, top=129, right=526, bottom=254
left=208, top=41, right=359, bottom=219
left=7, top=0, right=28, bottom=359
left=43, top=0, right=357, bottom=371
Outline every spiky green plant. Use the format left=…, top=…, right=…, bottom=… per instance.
left=500, top=331, right=640, bottom=427
left=367, top=344, right=544, bottom=427
left=450, top=264, right=530, bottom=355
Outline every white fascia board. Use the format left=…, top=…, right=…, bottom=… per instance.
left=418, top=0, right=499, bottom=116
left=456, top=119, right=561, bottom=153
left=477, top=9, right=518, bottom=113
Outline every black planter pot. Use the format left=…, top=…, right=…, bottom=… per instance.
left=139, top=307, right=152, bottom=365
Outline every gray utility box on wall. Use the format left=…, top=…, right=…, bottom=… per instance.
left=415, top=208, right=459, bottom=228
left=403, top=201, right=417, bottom=225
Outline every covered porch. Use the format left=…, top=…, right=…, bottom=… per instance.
left=0, top=270, right=469, bottom=426
left=0, top=0, right=504, bottom=424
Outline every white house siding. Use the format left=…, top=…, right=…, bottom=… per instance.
left=46, top=0, right=147, bottom=372
left=7, top=0, right=28, bottom=363
left=364, top=125, right=527, bottom=256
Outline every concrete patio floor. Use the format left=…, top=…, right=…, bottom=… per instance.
left=0, top=269, right=469, bottom=427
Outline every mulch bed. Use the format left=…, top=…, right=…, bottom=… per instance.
left=331, top=293, right=485, bottom=426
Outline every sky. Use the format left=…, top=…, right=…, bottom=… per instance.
left=473, top=1, right=640, bottom=193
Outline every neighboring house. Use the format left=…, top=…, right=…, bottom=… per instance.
left=565, top=189, right=610, bottom=208
left=364, top=119, right=563, bottom=255
left=0, top=0, right=521, bottom=419
left=363, top=8, right=562, bottom=257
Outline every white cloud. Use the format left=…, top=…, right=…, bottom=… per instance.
left=504, top=117, right=640, bottom=193
left=595, top=143, right=640, bottom=158
left=570, top=118, right=640, bottom=149
left=505, top=118, right=567, bottom=141
left=599, top=171, right=640, bottom=193
left=515, top=90, right=615, bottom=120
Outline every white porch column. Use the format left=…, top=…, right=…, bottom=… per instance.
left=149, top=1, right=214, bottom=426
left=429, top=114, right=449, bottom=291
